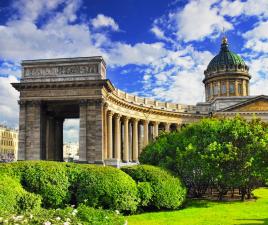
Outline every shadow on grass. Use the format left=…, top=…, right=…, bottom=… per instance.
left=235, top=218, right=268, bottom=225
left=184, top=199, right=210, bottom=208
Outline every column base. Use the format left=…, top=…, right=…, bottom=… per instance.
left=104, top=159, right=121, bottom=168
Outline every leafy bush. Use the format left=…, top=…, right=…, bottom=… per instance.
left=0, top=175, right=25, bottom=214
left=122, top=165, right=186, bottom=209
left=140, top=117, right=268, bottom=200
left=76, top=166, right=139, bottom=213
left=137, top=182, right=153, bottom=207
left=22, top=161, right=71, bottom=208
left=77, top=204, right=125, bottom=225
left=17, top=191, right=42, bottom=213
left=0, top=175, right=41, bottom=215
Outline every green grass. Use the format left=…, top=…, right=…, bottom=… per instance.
left=127, top=188, right=268, bottom=225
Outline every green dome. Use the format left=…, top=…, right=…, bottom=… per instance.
left=206, top=37, right=248, bottom=72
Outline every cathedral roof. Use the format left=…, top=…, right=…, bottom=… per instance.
left=205, top=37, right=249, bottom=74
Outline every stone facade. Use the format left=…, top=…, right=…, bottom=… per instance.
left=12, top=55, right=268, bottom=167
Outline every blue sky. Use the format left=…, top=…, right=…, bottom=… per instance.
left=1, top=0, right=268, bottom=141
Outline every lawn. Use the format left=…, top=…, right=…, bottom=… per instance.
left=127, top=188, right=268, bottom=225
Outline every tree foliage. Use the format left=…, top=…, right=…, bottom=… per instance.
left=140, top=116, right=268, bottom=200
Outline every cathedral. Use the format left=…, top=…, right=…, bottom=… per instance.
left=197, top=37, right=268, bottom=121
left=12, top=37, right=268, bottom=166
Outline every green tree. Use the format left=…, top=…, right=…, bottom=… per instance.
left=140, top=116, right=268, bottom=200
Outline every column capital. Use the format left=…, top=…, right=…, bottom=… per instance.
left=132, top=118, right=139, bottom=123
left=142, top=120, right=149, bottom=125
left=103, top=102, right=109, bottom=110
left=27, top=100, right=42, bottom=106
left=122, top=116, right=129, bottom=122
left=18, top=100, right=27, bottom=106
left=79, top=99, right=88, bottom=106
left=114, top=113, right=121, bottom=120
left=152, top=121, right=160, bottom=125
left=107, top=110, right=114, bottom=117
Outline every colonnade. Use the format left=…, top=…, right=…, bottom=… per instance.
left=103, top=109, right=182, bottom=163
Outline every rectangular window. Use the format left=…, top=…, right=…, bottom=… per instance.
left=229, top=82, right=235, bottom=94
left=213, top=83, right=219, bottom=95
left=207, top=86, right=210, bottom=97
left=221, top=83, right=226, bottom=94
left=238, top=83, right=242, bottom=95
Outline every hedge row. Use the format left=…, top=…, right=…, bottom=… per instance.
left=0, top=161, right=186, bottom=214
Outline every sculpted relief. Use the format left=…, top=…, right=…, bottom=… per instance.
left=24, top=64, right=98, bottom=77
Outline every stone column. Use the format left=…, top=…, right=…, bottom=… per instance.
left=210, top=83, right=213, bottom=99
left=79, top=100, right=87, bottom=162
left=165, top=123, right=170, bottom=132
left=218, top=81, right=221, bottom=96
left=153, top=121, right=159, bottom=139
left=242, top=80, right=246, bottom=96
left=132, top=118, right=139, bottom=162
left=114, top=114, right=121, bottom=161
left=123, top=116, right=129, bottom=162
left=103, top=104, right=108, bottom=160
left=107, top=111, right=114, bottom=159
left=235, top=80, right=238, bottom=96
left=18, top=100, right=26, bottom=160
left=226, top=80, right=230, bottom=96
left=25, top=101, right=42, bottom=160
left=143, top=120, right=149, bottom=147
left=55, top=118, right=64, bottom=161
left=138, top=123, right=143, bottom=155
left=46, top=116, right=55, bottom=160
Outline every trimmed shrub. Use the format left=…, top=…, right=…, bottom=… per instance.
left=76, top=166, right=139, bottom=213
left=17, top=192, right=42, bottom=213
left=22, top=161, right=70, bottom=208
left=0, top=175, right=24, bottom=214
left=122, top=165, right=186, bottom=209
left=0, top=175, right=41, bottom=215
left=137, top=182, right=153, bottom=207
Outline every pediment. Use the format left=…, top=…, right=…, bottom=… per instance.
left=221, top=95, right=268, bottom=112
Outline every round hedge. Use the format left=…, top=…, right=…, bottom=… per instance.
left=22, top=161, right=70, bottom=208
left=76, top=166, right=139, bottom=213
left=0, top=175, right=42, bottom=214
left=121, top=165, right=186, bottom=209
left=0, top=175, right=24, bottom=213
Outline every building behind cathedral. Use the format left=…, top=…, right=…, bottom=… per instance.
left=0, top=125, right=18, bottom=162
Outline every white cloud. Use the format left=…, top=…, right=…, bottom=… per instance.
left=219, top=0, right=268, bottom=18
left=243, top=21, right=268, bottom=53
left=151, top=26, right=166, bottom=40
left=0, top=76, right=19, bottom=128
left=91, top=14, right=119, bottom=31
left=63, top=119, right=79, bottom=143
left=107, top=42, right=167, bottom=66
left=173, top=0, right=233, bottom=42
left=13, top=0, right=66, bottom=22
left=140, top=46, right=213, bottom=104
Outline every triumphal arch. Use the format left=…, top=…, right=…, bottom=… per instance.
left=12, top=38, right=268, bottom=166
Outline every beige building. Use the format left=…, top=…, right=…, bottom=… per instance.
left=12, top=37, right=268, bottom=167
left=63, top=143, right=79, bottom=161
left=0, top=125, right=18, bottom=161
